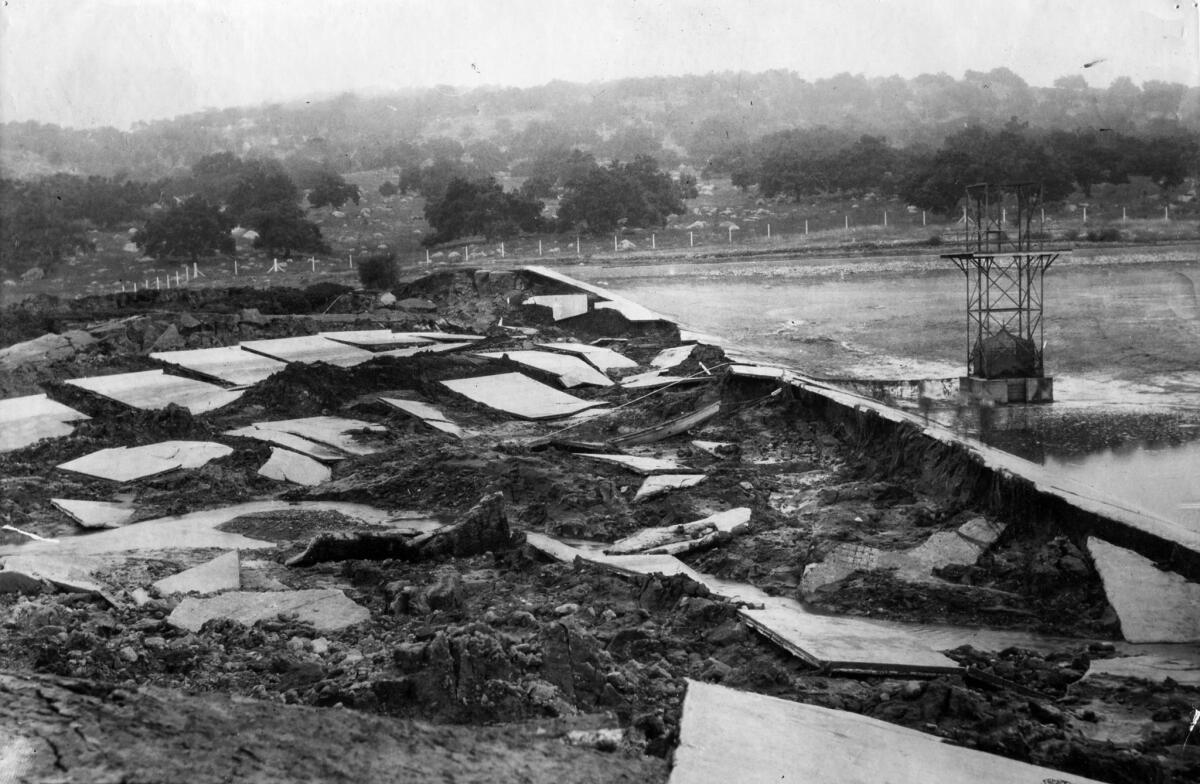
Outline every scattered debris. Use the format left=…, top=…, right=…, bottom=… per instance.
left=606, top=508, right=751, bottom=555
left=612, top=401, right=721, bottom=446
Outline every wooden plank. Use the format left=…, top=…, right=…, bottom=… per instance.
left=670, top=680, right=1105, bottom=784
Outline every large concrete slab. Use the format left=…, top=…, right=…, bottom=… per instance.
left=224, top=426, right=345, bottom=462
left=536, top=342, right=638, bottom=371
left=57, top=441, right=233, bottom=482
left=50, top=498, right=136, bottom=529
left=475, top=350, right=614, bottom=388
left=670, top=680, right=1104, bottom=784
left=523, top=266, right=669, bottom=322
left=375, top=341, right=475, bottom=359
left=0, top=394, right=90, bottom=452
left=153, top=551, right=241, bottom=596
left=1087, top=537, right=1200, bottom=643
left=0, top=501, right=395, bottom=558
left=239, top=335, right=376, bottom=367
left=150, top=346, right=288, bottom=387
left=0, top=553, right=107, bottom=594
left=525, top=294, right=589, bottom=321
left=394, top=331, right=486, bottom=342
left=257, top=447, right=332, bottom=486
left=65, top=369, right=243, bottom=414
left=168, top=588, right=370, bottom=633
left=441, top=372, right=604, bottom=420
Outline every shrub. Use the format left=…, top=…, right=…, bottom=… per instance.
left=357, top=252, right=399, bottom=290
left=378, top=180, right=399, bottom=197
left=926, top=234, right=943, bottom=246
left=1086, top=227, right=1122, bottom=242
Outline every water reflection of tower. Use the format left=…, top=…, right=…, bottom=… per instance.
left=942, top=183, right=1068, bottom=406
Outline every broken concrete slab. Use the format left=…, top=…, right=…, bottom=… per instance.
left=523, top=266, right=670, bottom=323
left=150, top=346, right=288, bottom=387
left=536, top=342, right=639, bottom=371
left=475, top=350, right=614, bottom=388
left=0, top=330, right=97, bottom=371
left=801, top=516, right=1007, bottom=596
left=167, top=588, right=370, bottom=633
left=612, top=402, right=721, bottom=447
left=57, top=441, right=233, bottom=482
left=651, top=344, right=695, bottom=369
left=0, top=394, right=90, bottom=452
left=153, top=551, right=241, bottom=596
left=224, top=426, right=346, bottom=462
left=669, top=680, right=1104, bottom=784
left=579, top=453, right=686, bottom=475
left=257, top=447, right=332, bottom=486
left=524, top=533, right=704, bottom=582
left=728, top=364, right=789, bottom=380
left=691, top=440, right=735, bottom=457
left=1085, top=652, right=1200, bottom=686
left=441, top=372, right=605, bottom=420
left=230, top=417, right=387, bottom=458
left=65, top=369, right=243, bottom=414
left=0, top=553, right=106, bottom=594
left=394, top=331, right=486, bottom=342
left=525, top=294, right=589, bottom=321
left=240, top=335, right=376, bottom=367
left=606, top=508, right=752, bottom=555
left=634, top=474, right=707, bottom=501
left=50, top=498, right=136, bottom=529
left=380, top=397, right=466, bottom=438
left=1087, top=537, right=1200, bottom=643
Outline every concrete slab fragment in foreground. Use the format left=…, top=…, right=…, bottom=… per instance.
left=671, top=680, right=1104, bottom=784
left=168, top=588, right=369, bottom=633
left=240, top=335, right=376, bottom=367
left=0, top=393, right=90, bottom=452
left=1087, top=537, right=1200, bottom=643
left=65, top=369, right=243, bottom=414
left=150, top=345, right=288, bottom=387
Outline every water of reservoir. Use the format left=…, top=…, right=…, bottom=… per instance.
left=572, top=248, right=1200, bottom=530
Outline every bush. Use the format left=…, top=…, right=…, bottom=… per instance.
left=378, top=180, right=399, bottom=197
left=1086, top=227, right=1122, bottom=242
left=926, top=234, right=943, bottom=246
left=303, top=282, right=354, bottom=310
left=357, top=252, right=399, bottom=290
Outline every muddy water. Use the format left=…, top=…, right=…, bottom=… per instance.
left=573, top=247, right=1200, bottom=529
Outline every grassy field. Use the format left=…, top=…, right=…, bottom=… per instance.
left=2, top=173, right=1196, bottom=305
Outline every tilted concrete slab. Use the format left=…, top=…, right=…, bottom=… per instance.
left=224, top=426, right=346, bottom=462
left=524, top=533, right=704, bottom=581
left=153, top=551, right=241, bottom=596
left=619, top=370, right=711, bottom=390
left=525, top=294, right=589, bottom=321
left=441, top=372, right=605, bottom=420
left=57, top=441, right=233, bottom=482
left=0, top=553, right=107, bottom=594
left=394, top=331, right=486, bottom=342
left=51, top=498, right=136, bottom=529
left=239, top=335, right=376, bottom=367
left=380, top=397, right=466, bottom=438
left=728, top=364, right=790, bottom=380
left=257, top=447, right=332, bottom=486
left=168, top=588, right=370, bottom=633
left=523, top=266, right=670, bottom=322
left=475, top=350, right=614, bottom=388
left=536, top=342, right=639, bottom=371
left=669, top=680, right=1105, bottom=784
left=375, top=341, right=475, bottom=359
left=651, top=344, right=695, bottom=369
left=580, top=453, right=686, bottom=475
left=1087, top=537, right=1200, bottom=643
left=0, top=394, right=90, bottom=452
left=318, top=330, right=430, bottom=347
left=0, top=501, right=396, bottom=558
left=65, top=369, right=243, bottom=414
left=150, top=346, right=287, bottom=387
left=633, top=474, right=706, bottom=501
left=738, top=604, right=960, bottom=675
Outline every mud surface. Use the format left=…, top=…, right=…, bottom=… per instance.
left=1, top=267, right=1198, bottom=783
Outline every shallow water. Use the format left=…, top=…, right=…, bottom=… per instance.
left=574, top=248, right=1200, bottom=529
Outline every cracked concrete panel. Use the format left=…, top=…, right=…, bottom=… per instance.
left=579, top=453, right=685, bottom=475
left=167, top=589, right=370, bottom=633
left=57, top=441, right=233, bottom=482
left=475, top=350, right=614, bottom=388
left=240, top=335, right=376, bottom=367
left=257, top=447, right=332, bottom=486
left=536, top=342, right=638, bottom=372
left=65, top=369, right=243, bottom=414
left=1088, top=538, right=1200, bottom=643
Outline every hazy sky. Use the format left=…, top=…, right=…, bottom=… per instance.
left=1, top=0, right=1197, bottom=129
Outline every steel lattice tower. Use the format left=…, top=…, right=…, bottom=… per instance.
left=942, top=183, right=1065, bottom=403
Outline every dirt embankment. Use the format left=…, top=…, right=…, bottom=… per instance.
left=1, top=269, right=1197, bottom=784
